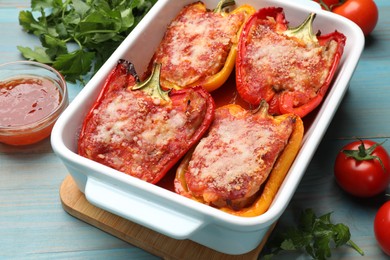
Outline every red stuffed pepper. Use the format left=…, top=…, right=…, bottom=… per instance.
left=236, top=7, right=346, bottom=118
left=78, top=60, right=215, bottom=184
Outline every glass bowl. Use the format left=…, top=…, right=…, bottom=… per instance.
left=0, top=60, right=68, bottom=146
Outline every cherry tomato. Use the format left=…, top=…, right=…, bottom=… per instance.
left=334, top=140, right=390, bottom=197
left=314, top=0, right=340, bottom=10
left=332, top=0, right=378, bottom=36
left=374, top=201, right=390, bottom=255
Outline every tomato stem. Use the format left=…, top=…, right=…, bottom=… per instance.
left=342, top=139, right=387, bottom=172
left=313, top=0, right=346, bottom=11
left=316, top=0, right=332, bottom=11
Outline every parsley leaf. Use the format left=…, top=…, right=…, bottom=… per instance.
left=16, top=46, right=53, bottom=63
left=263, top=209, right=364, bottom=260
left=18, top=0, right=157, bottom=84
left=53, top=49, right=95, bottom=84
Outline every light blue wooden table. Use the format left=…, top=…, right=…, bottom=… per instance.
left=1, top=1, right=389, bottom=259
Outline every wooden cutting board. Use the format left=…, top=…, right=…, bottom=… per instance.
left=60, top=175, right=274, bottom=260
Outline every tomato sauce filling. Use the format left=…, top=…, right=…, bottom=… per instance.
left=184, top=106, right=294, bottom=209
left=152, top=2, right=245, bottom=88
left=0, top=76, right=61, bottom=127
left=242, top=17, right=338, bottom=106
left=79, top=88, right=209, bottom=183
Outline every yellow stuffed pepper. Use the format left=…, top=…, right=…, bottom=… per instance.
left=175, top=101, right=304, bottom=217
left=147, top=0, right=255, bottom=92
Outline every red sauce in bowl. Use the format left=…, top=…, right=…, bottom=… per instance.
left=0, top=61, right=68, bottom=146
left=0, top=77, right=61, bottom=127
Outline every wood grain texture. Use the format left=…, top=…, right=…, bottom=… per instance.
left=1, top=1, right=390, bottom=259
left=60, top=175, right=272, bottom=260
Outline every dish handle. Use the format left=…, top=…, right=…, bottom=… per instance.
left=85, top=176, right=205, bottom=239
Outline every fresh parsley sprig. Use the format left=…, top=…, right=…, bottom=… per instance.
left=263, top=208, right=364, bottom=259
left=18, top=0, right=156, bottom=84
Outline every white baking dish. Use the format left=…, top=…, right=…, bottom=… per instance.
left=51, top=0, right=364, bottom=255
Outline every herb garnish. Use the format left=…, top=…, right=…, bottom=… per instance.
left=18, top=0, right=156, bottom=84
left=262, top=208, right=364, bottom=259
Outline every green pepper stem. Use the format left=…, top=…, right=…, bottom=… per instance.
left=252, top=99, right=270, bottom=117
left=214, top=0, right=236, bottom=14
left=132, top=63, right=170, bottom=101
left=284, top=13, right=318, bottom=44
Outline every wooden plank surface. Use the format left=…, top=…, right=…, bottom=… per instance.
left=1, top=0, right=390, bottom=259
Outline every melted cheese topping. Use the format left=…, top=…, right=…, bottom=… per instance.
left=153, top=3, right=245, bottom=87
left=243, top=18, right=338, bottom=105
left=81, top=88, right=208, bottom=183
left=185, top=106, right=294, bottom=206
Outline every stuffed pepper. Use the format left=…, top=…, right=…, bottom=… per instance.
left=236, top=7, right=346, bottom=118
left=175, top=101, right=303, bottom=217
left=78, top=60, right=215, bottom=184
left=147, top=0, right=255, bottom=92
